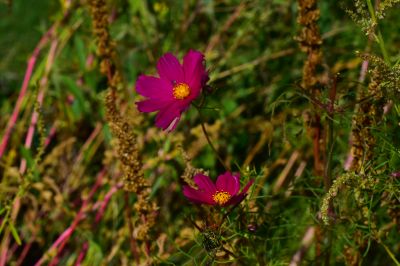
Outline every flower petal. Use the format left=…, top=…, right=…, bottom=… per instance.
left=136, top=98, right=172, bottom=113
left=182, top=50, right=207, bottom=97
left=183, top=185, right=215, bottom=205
left=193, top=174, right=216, bottom=195
left=135, top=75, right=173, bottom=99
left=165, top=116, right=181, bottom=132
left=225, top=194, right=246, bottom=206
left=216, top=172, right=240, bottom=195
left=241, top=179, right=255, bottom=194
left=225, top=179, right=254, bottom=206
left=157, top=53, right=184, bottom=83
left=155, top=104, right=181, bottom=131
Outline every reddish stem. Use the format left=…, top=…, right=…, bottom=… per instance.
left=0, top=26, right=55, bottom=159
left=16, top=241, right=33, bottom=266
left=74, top=242, right=89, bottom=266
left=0, top=9, right=71, bottom=266
left=312, top=115, right=323, bottom=176
left=74, top=122, right=102, bottom=165
left=94, top=183, right=122, bottom=223
left=44, top=124, right=57, bottom=148
left=0, top=35, right=58, bottom=266
left=35, top=169, right=106, bottom=266
left=72, top=182, right=122, bottom=265
left=19, top=39, right=58, bottom=174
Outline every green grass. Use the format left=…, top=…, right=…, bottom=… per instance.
left=0, top=0, right=399, bottom=265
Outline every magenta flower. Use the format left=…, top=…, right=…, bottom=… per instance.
left=135, top=50, right=209, bottom=131
left=183, top=172, right=254, bottom=206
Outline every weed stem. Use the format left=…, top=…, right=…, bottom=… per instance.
left=196, top=106, right=230, bottom=172
left=366, top=0, right=390, bottom=64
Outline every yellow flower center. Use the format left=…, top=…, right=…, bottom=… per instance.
left=212, top=191, right=231, bottom=205
left=173, top=83, right=190, bottom=99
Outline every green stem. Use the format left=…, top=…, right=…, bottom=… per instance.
left=366, top=0, right=390, bottom=65
left=381, top=242, right=400, bottom=266
left=394, top=56, right=400, bottom=67
left=196, top=107, right=230, bottom=171
left=377, top=31, right=390, bottom=65
left=366, top=0, right=376, bottom=22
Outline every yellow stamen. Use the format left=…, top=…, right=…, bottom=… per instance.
left=173, top=83, right=190, bottom=99
left=212, top=191, right=231, bottom=205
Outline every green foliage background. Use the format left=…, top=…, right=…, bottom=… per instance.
left=0, top=0, right=399, bottom=265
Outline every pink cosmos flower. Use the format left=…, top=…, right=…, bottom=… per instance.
left=135, top=50, right=209, bottom=131
left=183, top=172, right=254, bottom=206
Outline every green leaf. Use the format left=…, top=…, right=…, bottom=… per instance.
left=8, top=222, right=21, bottom=245
left=59, top=75, right=89, bottom=116
left=20, top=146, right=34, bottom=169
left=74, top=36, right=86, bottom=70
left=0, top=213, right=9, bottom=234
left=150, top=174, right=166, bottom=198
left=222, top=99, right=237, bottom=114
left=84, top=240, right=103, bottom=265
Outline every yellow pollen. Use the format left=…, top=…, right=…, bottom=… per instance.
left=212, top=191, right=231, bottom=205
left=173, top=83, right=190, bottom=99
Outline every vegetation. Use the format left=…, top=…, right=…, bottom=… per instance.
left=0, top=0, right=399, bottom=265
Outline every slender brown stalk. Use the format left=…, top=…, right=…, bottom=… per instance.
left=88, top=1, right=158, bottom=260
left=124, top=192, right=140, bottom=264
left=214, top=49, right=294, bottom=81
left=295, top=1, right=331, bottom=265
left=344, top=24, right=374, bottom=171
left=296, top=0, right=324, bottom=176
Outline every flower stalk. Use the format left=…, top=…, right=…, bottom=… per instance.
left=88, top=0, right=158, bottom=249
left=196, top=106, right=230, bottom=172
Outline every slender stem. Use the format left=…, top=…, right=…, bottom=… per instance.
left=124, top=192, right=140, bottom=264
left=376, top=31, right=390, bottom=65
left=0, top=20, right=58, bottom=160
left=189, top=218, right=203, bottom=232
left=218, top=200, right=242, bottom=228
left=366, top=0, right=377, bottom=22
left=324, top=229, right=332, bottom=266
left=35, top=169, right=105, bottom=266
left=325, top=116, right=334, bottom=191
left=289, top=226, right=316, bottom=266
left=19, top=39, right=58, bottom=174
left=366, top=0, right=390, bottom=65
left=73, top=242, right=89, bottom=266
left=221, top=246, right=238, bottom=258
left=323, top=76, right=338, bottom=266
left=394, top=56, right=400, bottom=67
left=322, top=112, right=334, bottom=266
left=196, top=107, right=230, bottom=171
left=381, top=242, right=400, bottom=265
